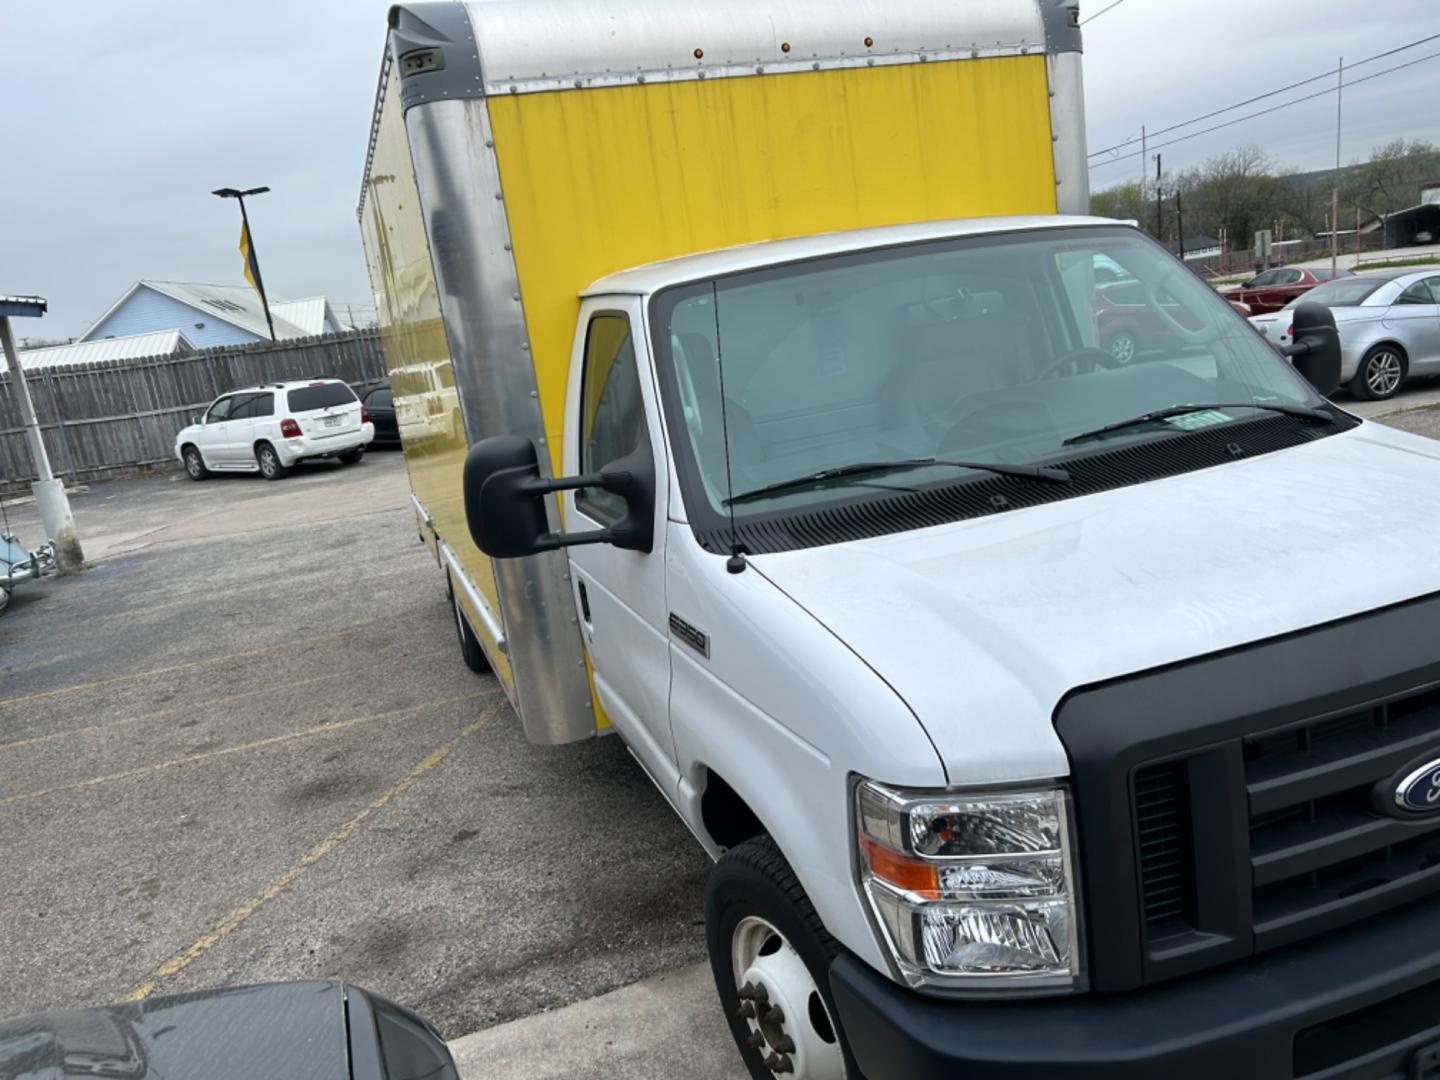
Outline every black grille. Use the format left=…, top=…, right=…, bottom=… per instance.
left=698, top=413, right=1348, bottom=554
left=1131, top=682, right=1440, bottom=963
left=1244, top=685, right=1440, bottom=951
left=1134, top=762, right=1193, bottom=928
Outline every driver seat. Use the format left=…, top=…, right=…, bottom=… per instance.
left=881, top=294, right=1033, bottom=431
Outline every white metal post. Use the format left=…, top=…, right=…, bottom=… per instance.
left=0, top=314, right=84, bottom=571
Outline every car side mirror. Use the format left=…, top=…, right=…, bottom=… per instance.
left=1282, top=302, right=1342, bottom=397
left=463, top=434, right=654, bottom=558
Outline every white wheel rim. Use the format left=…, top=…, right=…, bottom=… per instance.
left=731, top=917, right=845, bottom=1079
left=1367, top=352, right=1402, bottom=396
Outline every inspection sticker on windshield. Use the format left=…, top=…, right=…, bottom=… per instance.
left=1165, top=409, right=1233, bottom=431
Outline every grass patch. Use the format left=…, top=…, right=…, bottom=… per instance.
left=1355, top=255, right=1440, bottom=271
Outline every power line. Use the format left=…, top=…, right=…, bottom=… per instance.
left=1088, top=31, right=1440, bottom=160
left=1088, top=48, right=1440, bottom=172
left=1081, top=0, right=1127, bottom=26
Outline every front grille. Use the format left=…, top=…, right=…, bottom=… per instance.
left=1132, top=682, right=1440, bottom=963
left=1134, top=762, right=1193, bottom=928
left=1244, top=685, right=1440, bottom=951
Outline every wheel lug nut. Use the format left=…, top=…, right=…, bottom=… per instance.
left=766, top=1005, right=784, bottom=1025
left=773, top=1053, right=795, bottom=1074
left=736, top=1002, right=755, bottom=1019
left=774, top=1035, right=795, bottom=1054
left=752, top=983, right=769, bottom=1003
left=764, top=1052, right=781, bottom=1071
left=746, top=1030, right=766, bottom=1049
left=738, top=983, right=756, bottom=1001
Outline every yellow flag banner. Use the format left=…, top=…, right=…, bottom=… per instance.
left=239, top=221, right=262, bottom=296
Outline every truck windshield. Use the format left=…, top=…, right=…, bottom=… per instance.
left=650, top=224, right=1328, bottom=533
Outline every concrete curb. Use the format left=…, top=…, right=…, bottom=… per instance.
left=448, top=963, right=743, bottom=1080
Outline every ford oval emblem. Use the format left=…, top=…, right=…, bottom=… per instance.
left=1395, top=759, right=1440, bottom=814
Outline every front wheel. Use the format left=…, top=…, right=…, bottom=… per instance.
left=1104, top=329, right=1139, bottom=366
left=182, top=446, right=209, bottom=481
left=1350, top=345, right=1406, bottom=401
left=256, top=442, right=290, bottom=481
left=707, top=836, right=854, bottom=1080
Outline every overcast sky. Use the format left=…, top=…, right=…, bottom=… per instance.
left=4, top=0, right=1438, bottom=341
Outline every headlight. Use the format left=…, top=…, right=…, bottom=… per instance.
left=855, top=780, right=1081, bottom=992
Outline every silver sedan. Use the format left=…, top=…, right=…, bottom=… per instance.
left=1248, top=269, right=1440, bottom=400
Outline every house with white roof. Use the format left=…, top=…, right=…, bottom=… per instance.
left=0, top=329, right=193, bottom=373
left=79, top=281, right=343, bottom=348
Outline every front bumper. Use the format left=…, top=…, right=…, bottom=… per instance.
left=830, top=896, right=1440, bottom=1079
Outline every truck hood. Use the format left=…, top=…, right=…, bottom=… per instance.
left=749, top=423, right=1440, bottom=786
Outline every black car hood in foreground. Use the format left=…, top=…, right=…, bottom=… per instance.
left=0, top=981, right=350, bottom=1080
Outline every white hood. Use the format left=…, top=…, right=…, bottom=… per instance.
left=750, top=423, right=1440, bottom=786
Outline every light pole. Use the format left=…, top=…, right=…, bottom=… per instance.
left=0, top=294, right=84, bottom=571
left=212, top=185, right=277, bottom=341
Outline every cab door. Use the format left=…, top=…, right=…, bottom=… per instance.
left=560, top=301, right=676, bottom=785
left=227, top=391, right=275, bottom=464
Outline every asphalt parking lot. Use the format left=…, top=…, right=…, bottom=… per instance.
left=5, top=391, right=1440, bottom=1076
left=0, top=450, right=712, bottom=1043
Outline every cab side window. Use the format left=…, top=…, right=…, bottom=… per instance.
left=205, top=396, right=233, bottom=424
left=578, top=314, right=645, bottom=523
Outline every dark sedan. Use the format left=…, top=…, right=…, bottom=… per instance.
left=1223, top=265, right=1354, bottom=315
left=361, top=382, right=399, bottom=446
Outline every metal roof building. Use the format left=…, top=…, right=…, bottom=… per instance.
left=78, top=281, right=339, bottom=347
left=0, top=329, right=193, bottom=373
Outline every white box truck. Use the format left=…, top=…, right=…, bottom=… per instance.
left=360, top=3, right=1440, bottom=1076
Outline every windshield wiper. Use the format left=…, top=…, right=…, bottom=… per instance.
left=1062, top=401, right=1332, bottom=447
left=724, top=458, right=1070, bottom=506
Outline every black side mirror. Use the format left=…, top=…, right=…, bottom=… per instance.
left=462, top=434, right=654, bottom=558
left=1283, top=302, right=1342, bottom=397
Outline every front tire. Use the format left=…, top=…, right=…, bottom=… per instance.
left=707, top=837, right=854, bottom=1080
left=448, top=574, right=492, bottom=674
left=256, top=441, right=290, bottom=480
left=338, top=448, right=364, bottom=465
left=1350, top=345, right=1406, bottom=401
left=182, top=446, right=209, bottom=481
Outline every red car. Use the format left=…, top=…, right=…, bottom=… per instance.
left=1223, top=265, right=1354, bottom=315
left=1095, top=280, right=1206, bottom=365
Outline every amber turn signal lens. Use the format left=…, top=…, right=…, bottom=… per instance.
left=858, top=832, right=938, bottom=897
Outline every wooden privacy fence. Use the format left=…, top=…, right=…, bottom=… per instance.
left=0, top=329, right=385, bottom=493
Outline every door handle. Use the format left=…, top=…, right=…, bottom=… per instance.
left=577, top=581, right=592, bottom=624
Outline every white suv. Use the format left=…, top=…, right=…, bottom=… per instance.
left=175, top=379, right=375, bottom=481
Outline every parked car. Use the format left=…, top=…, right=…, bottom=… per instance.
left=1095, top=277, right=1206, bottom=364
left=174, top=379, right=375, bottom=481
left=1249, top=269, right=1440, bottom=399
left=361, top=382, right=399, bottom=446
left=0, top=981, right=458, bottom=1080
left=1223, top=265, right=1354, bottom=315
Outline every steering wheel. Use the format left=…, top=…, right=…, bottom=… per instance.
left=1147, top=267, right=1220, bottom=346
left=1036, top=346, right=1121, bottom=381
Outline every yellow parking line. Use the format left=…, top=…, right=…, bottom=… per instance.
left=0, top=691, right=492, bottom=808
left=125, top=701, right=502, bottom=1000
left=0, top=646, right=452, bottom=755
left=0, top=628, right=369, bottom=709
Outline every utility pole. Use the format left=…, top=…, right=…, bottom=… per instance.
left=1332, top=57, right=1343, bottom=276
left=1154, top=153, right=1163, bottom=239
left=212, top=186, right=278, bottom=341
left=1140, top=125, right=1147, bottom=205
left=1176, top=190, right=1187, bottom=267
left=0, top=295, right=84, bottom=572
